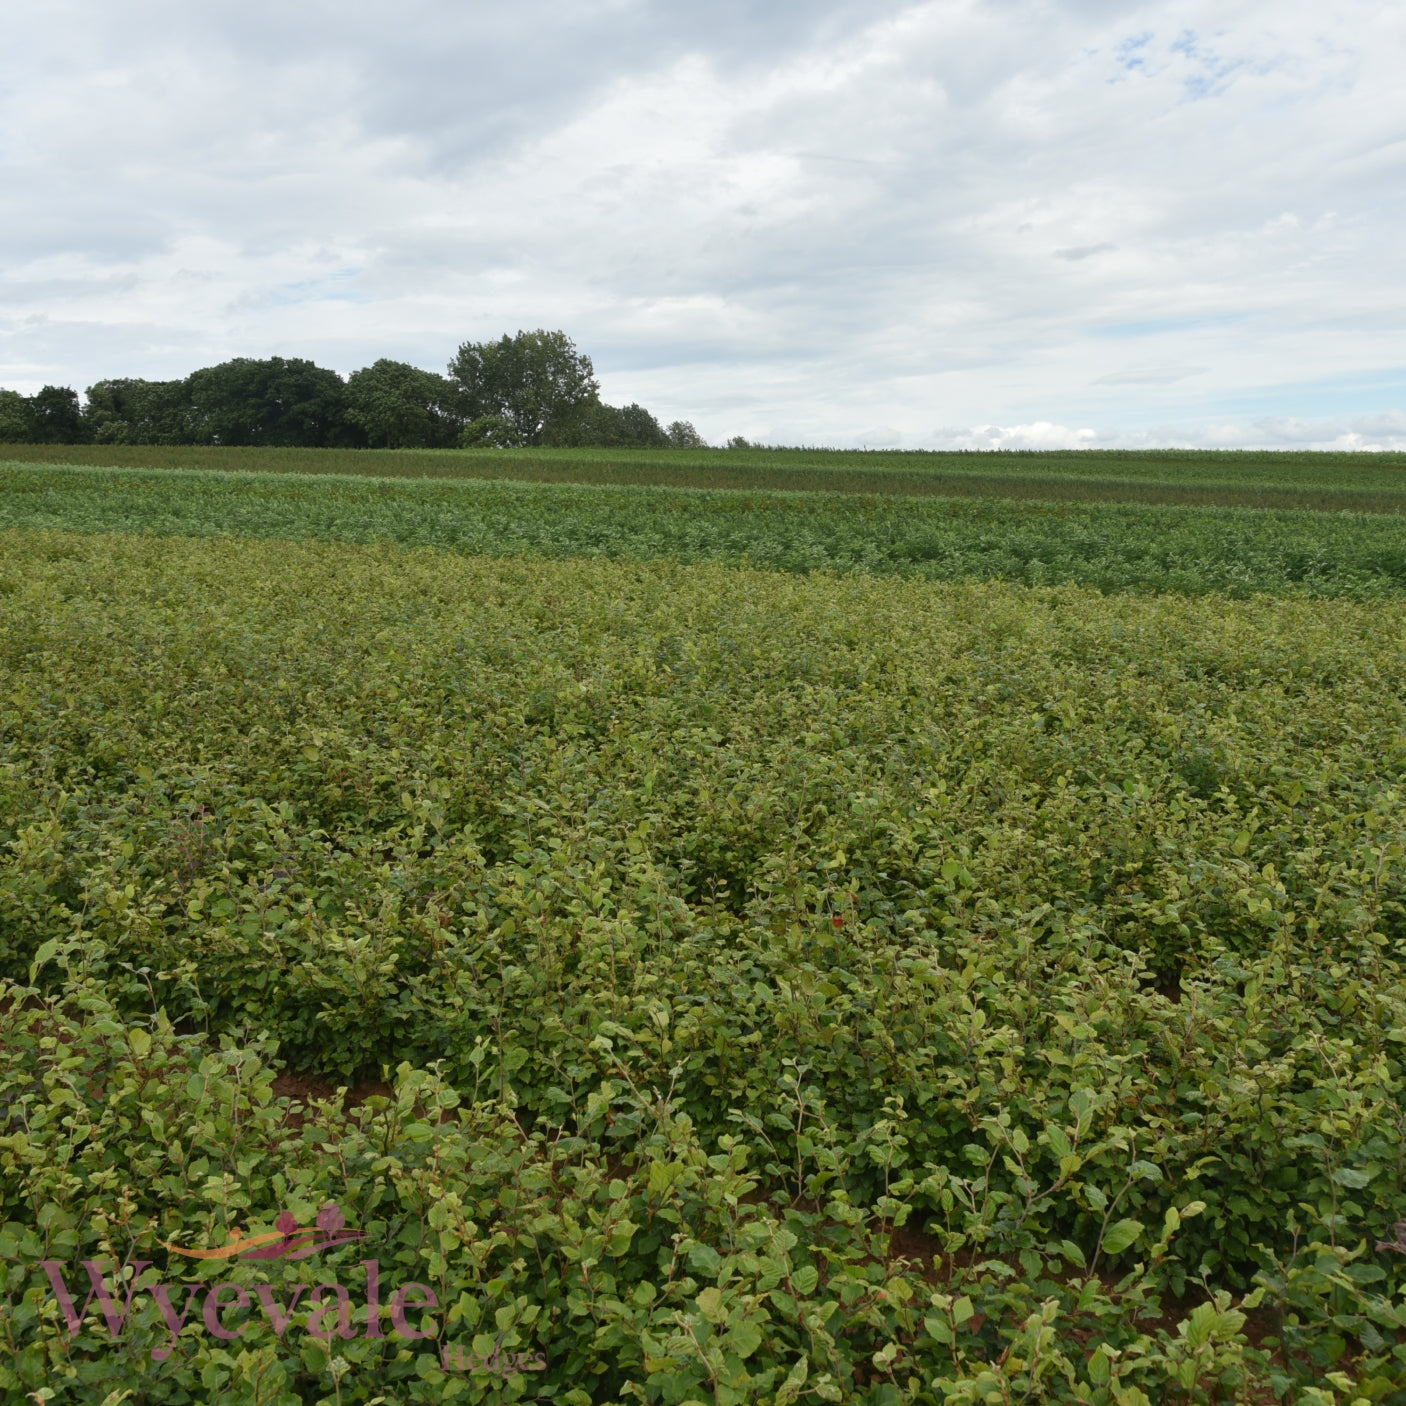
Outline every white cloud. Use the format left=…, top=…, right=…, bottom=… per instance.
left=1166, top=412, right=1406, bottom=452
left=0, top=0, right=1403, bottom=447
left=931, top=422, right=1103, bottom=451
left=916, top=411, right=1406, bottom=453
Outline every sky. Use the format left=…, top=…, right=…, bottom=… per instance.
left=2, top=0, right=1404, bottom=449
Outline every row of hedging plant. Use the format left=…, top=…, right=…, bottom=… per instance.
left=6, top=462, right=1406, bottom=597
left=1, top=530, right=1405, bottom=1399
left=14, top=441, right=1406, bottom=514
left=9, top=967, right=1366, bottom=1405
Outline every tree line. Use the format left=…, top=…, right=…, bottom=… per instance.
left=0, top=330, right=707, bottom=450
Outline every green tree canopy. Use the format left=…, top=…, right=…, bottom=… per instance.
left=0, top=385, right=88, bottom=443
left=542, top=400, right=670, bottom=448
left=2, top=336, right=697, bottom=452
left=666, top=420, right=706, bottom=448
left=448, top=330, right=598, bottom=447
left=83, top=378, right=192, bottom=445
left=29, top=386, right=87, bottom=442
left=459, top=414, right=519, bottom=448
left=183, top=357, right=352, bottom=447
left=345, top=359, right=463, bottom=449
left=0, top=389, right=29, bottom=443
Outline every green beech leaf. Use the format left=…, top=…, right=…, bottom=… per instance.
left=1102, top=1219, right=1144, bottom=1256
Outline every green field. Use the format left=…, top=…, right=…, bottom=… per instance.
left=7, top=460, right=1406, bottom=599
left=1, top=450, right=1405, bottom=1403
left=10, top=440, right=1406, bottom=512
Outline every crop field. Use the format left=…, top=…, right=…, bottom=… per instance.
left=1, top=452, right=1405, bottom=1404
left=6, top=461, right=1406, bottom=599
left=10, top=441, right=1406, bottom=513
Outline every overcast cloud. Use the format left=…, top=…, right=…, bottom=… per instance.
left=2, top=0, right=1403, bottom=448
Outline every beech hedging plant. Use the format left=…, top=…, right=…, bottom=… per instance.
left=6, top=462, right=1406, bottom=599
left=0, top=529, right=1404, bottom=1402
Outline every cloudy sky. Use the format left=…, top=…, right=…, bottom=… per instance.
left=3, top=0, right=1404, bottom=448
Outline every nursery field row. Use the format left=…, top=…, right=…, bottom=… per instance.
left=7, top=442, right=1406, bottom=512
left=6, top=461, right=1406, bottom=598
left=1, top=530, right=1404, bottom=1401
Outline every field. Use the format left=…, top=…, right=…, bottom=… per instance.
left=7, top=461, right=1406, bottom=599
left=11, top=441, right=1406, bottom=512
left=1, top=449, right=1405, bottom=1404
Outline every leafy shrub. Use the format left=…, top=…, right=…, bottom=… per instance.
left=8, top=969, right=1376, bottom=1404
left=2, top=532, right=1405, bottom=1398
left=6, top=463, right=1406, bottom=598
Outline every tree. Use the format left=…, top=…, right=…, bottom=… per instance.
left=447, top=330, right=598, bottom=447
left=183, top=357, right=353, bottom=447
left=1, top=338, right=703, bottom=453
left=609, top=403, right=670, bottom=447
left=666, top=420, right=706, bottom=448
left=542, top=400, right=670, bottom=449
left=0, top=389, right=29, bottom=443
left=0, top=385, right=91, bottom=443
left=459, top=415, right=518, bottom=448
left=84, top=378, right=192, bottom=444
left=346, top=360, right=463, bottom=449
left=17, top=386, right=88, bottom=443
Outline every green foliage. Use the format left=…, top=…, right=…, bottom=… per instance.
left=72, top=362, right=359, bottom=449
left=666, top=422, right=706, bottom=449
left=0, top=977, right=1318, bottom=1405
left=5, top=461, right=1406, bottom=599
left=84, top=378, right=195, bottom=446
left=343, top=361, right=463, bottom=450
left=9, top=441, right=1406, bottom=513
left=606, top=405, right=670, bottom=449
left=0, top=387, right=90, bottom=444
left=1, top=530, right=1405, bottom=1399
left=543, top=403, right=671, bottom=450
left=0, top=390, right=28, bottom=443
left=26, top=386, right=89, bottom=444
left=448, top=331, right=599, bottom=448
left=182, top=358, right=355, bottom=448
left=458, top=415, right=519, bottom=449
left=8, top=332, right=685, bottom=457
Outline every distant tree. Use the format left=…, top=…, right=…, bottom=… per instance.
left=84, top=378, right=192, bottom=444
left=0, top=389, right=30, bottom=443
left=666, top=420, right=706, bottom=448
left=610, top=403, right=670, bottom=447
left=3, top=340, right=702, bottom=454
left=459, top=414, right=519, bottom=449
left=20, top=386, right=89, bottom=443
left=543, top=400, right=670, bottom=449
left=448, top=330, right=598, bottom=447
left=727, top=435, right=752, bottom=450
left=346, top=359, right=463, bottom=449
left=183, top=357, right=353, bottom=447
